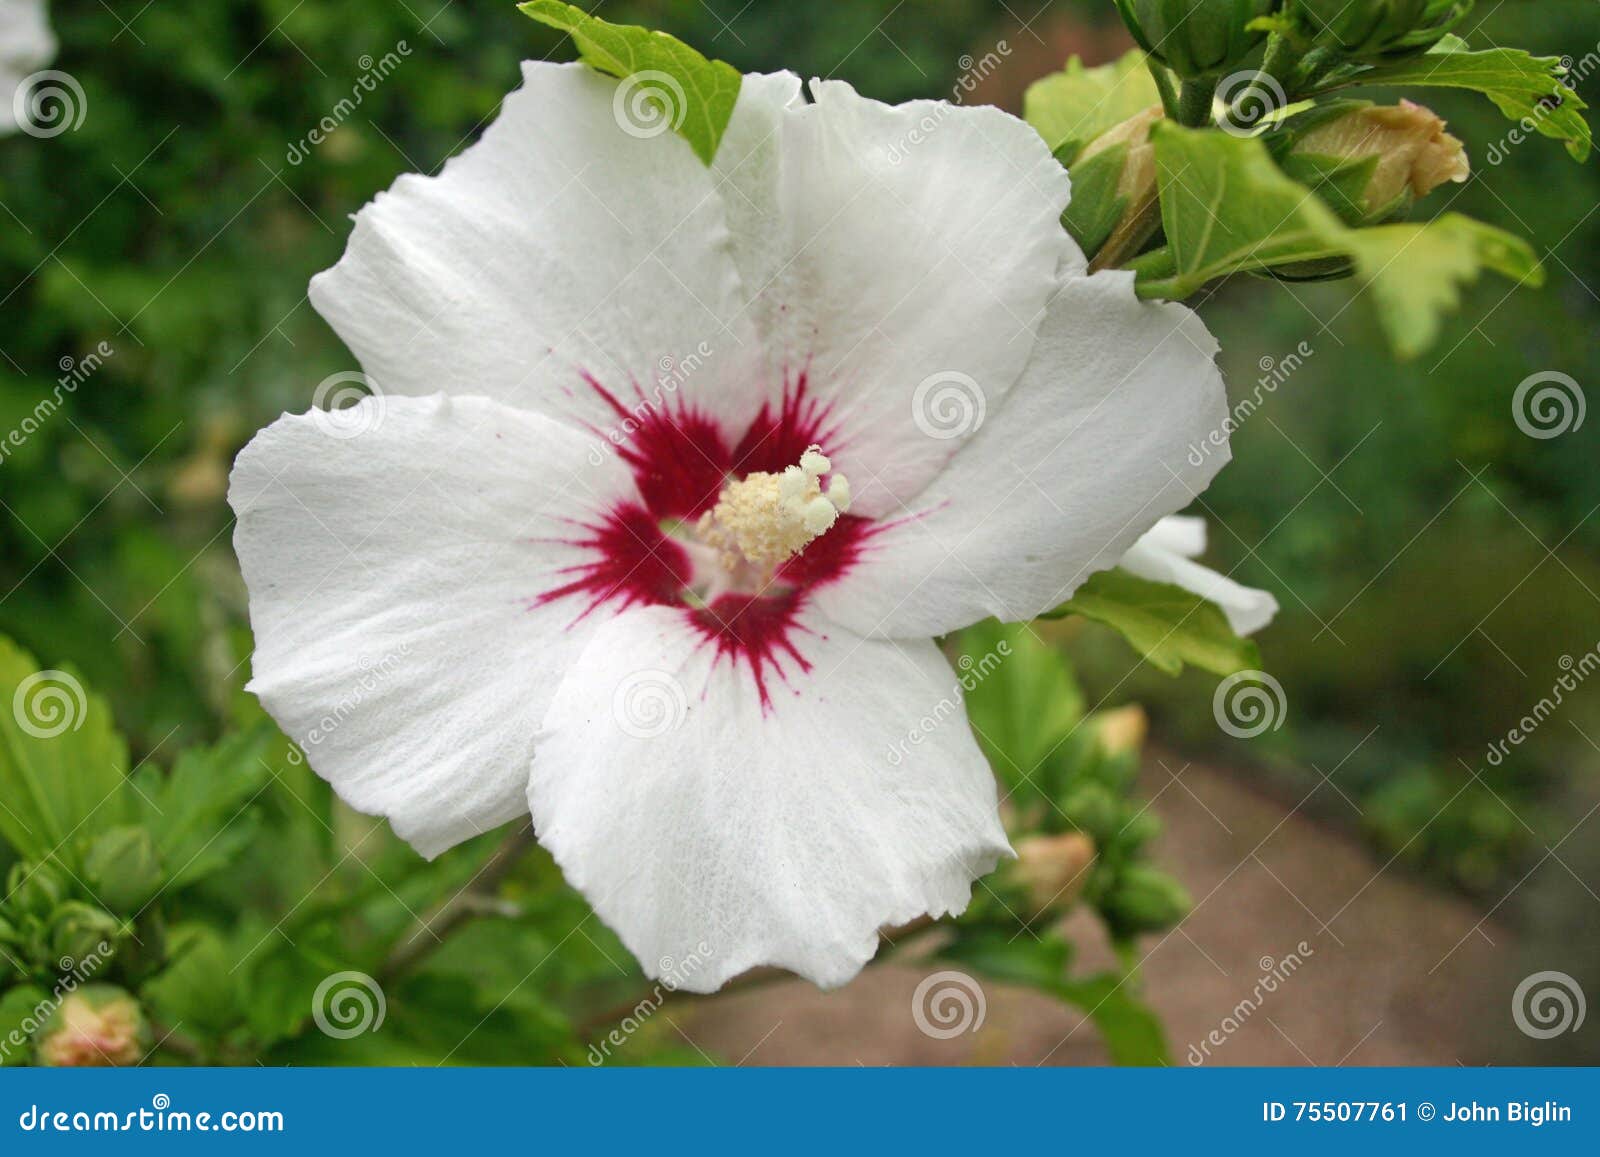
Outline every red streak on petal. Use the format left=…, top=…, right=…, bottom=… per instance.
left=582, top=372, right=730, bottom=520
left=534, top=502, right=691, bottom=621
left=687, top=592, right=814, bottom=710
left=731, top=371, right=842, bottom=476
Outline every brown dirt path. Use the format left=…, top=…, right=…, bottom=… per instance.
left=676, top=752, right=1519, bottom=1065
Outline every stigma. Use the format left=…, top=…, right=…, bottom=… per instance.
left=699, top=445, right=851, bottom=571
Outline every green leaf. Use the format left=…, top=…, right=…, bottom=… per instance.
left=0, top=636, right=132, bottom=862
left=1344, top=211, right=1542, bottom=360
left=1138, top=122, right=1354, bottom=301
left=142, top=924, right=241, bottom=1040
left=1345, top=213, right=1544, bottom=359
left=1023, top=50, right=1161, bottom=163
left=1344, top=37, right=1591, bottom=162
left=130, top=726, right=275, bottom=892
left=1044, top=568, right=1261, bottom=677
left=1138, top=122, right=1542, bottom=357
left=518, top=0, right=742, bottom=166
left=1054, top=972, right=1171, bottom=1066
left=958, top=621, right=1084, bottom=778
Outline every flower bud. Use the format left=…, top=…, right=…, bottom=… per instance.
left=84, top=826, right=163, bottom=914
left=1094, top=704, right=1149, bottom=757
left=1115, top=0, right=1276, bottom=80
left=35, top=985, right=149, bottom=1067
left=1289, top=0, right=1467, bottom=60
left=1279, top=99, right=1469, bottom=225
left=1013, top=832, right=1097, bottom=915
left=5, top=861, right=69, bottom=921
left=1068, top=106, right=1163, bottom=257
left=1103, top=864, right=1191, bottom=934
left=48, top=902, right=122, bottom=967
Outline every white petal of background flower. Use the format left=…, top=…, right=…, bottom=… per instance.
left=813, top=271, right=1231, bottom=638
left=528, top=603, right=1011, bottom=993
left=229, top=393, right=634, bottom=857
left=0, top=0, right=56, bottom=136
left=1121, top=515, right=1280, bottom=636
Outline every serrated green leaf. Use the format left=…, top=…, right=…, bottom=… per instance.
left=130, top=726, right=275, bottom=892
left=1138, top=122, right=1541, bottom=357
left=1343, top=37, right=1590, bottom=161
left=1345, top=213, right=1544, bottom=359
left=518, top=0, right=741, bottom=166
left=1044, top=568, right=1261, bottom=677
left=1023, top=50, right=1161, bottom=163
left=0, top=636, right=132, bottom=862
left=1139, top=122, right=1354, bottom=301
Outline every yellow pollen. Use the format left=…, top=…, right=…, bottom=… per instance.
left=699, top=445, right=851, bottom=570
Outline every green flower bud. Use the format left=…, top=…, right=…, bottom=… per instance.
left=1115, top=0, right=1277, bottom=80
left=1067, top=106, right=1163, bottom=258
left=4, top=861, right=70, bottom=921
left=48, top=902, right=121, bottom=967
left=1289, top=0, right=1470, bottom=60
left=1276, top=99, right=1469, bottom=226
left=34, top=985, right=149, bottom=1067
left=83, top=826, right=163, bottom=914
left=1104, top=864, right=1192, bottom=934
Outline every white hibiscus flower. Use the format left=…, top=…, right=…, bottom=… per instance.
left=1, top=0, right=55, bottom=137
left=229, top=63, right=1233, bottom=992
left=1121, top=516, right=1279, bottom=636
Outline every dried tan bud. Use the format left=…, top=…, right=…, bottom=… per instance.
left=1293, top=100, right=1469, bottom=218
left=1095, top=704, right=1148, bottom=757
left=1014, top=831, right=1097, bottom=915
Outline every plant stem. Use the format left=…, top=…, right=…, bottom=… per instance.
left=1175, top=78, right=1214, bottom=127
left=379, top=822, right=537, bottom=981
left=1145, top=60, right=1179, bottom=120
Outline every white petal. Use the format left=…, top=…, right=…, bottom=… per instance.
left=1121, top=521, right=1279, bottom=637
left=528, top=604, right=1011, bottom=992
left=813, top=270, right=1230, bottom=638
left=229, top=394, right=633, bottom=857
left=308, top=62, right=760, bottom=436
left=735, top=78, right=1076, bottom=514
left=1, top=0, right=57, bottom=137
